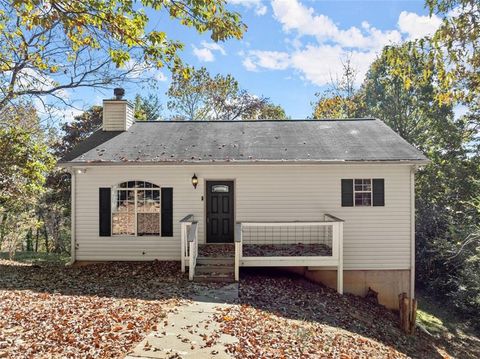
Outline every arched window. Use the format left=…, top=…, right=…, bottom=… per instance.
left=112, top=181, right=160, bottom=236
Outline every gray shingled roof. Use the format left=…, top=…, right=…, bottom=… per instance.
left=60, top=119, right=428, bottom=164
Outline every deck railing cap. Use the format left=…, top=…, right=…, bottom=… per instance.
left=324, top=213, right=345, bottom=222
left=180, top=214, right=194, bottom=223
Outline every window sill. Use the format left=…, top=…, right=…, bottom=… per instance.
left=108, top=235, right=167, bottom=239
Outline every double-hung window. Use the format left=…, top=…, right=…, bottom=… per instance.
left=112, top=181, right=160, bottom=236
left=341, top=178, right=384, bottom=207
left=354, top=179, right=372, bottom=206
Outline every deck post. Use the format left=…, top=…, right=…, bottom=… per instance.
left=180, top=222, right=186, bottom=273
left=234, top=223, right=242, bottom=281
left=179, top=215, right=194, bottom=273
left=337, top=222, right=344, bottom=294
left=188, top=222, right=198, bottom=281
left=188, top=241, right=195, bottom=280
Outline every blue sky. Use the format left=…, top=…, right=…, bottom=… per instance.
left=61, top=0, right=442, bottom=121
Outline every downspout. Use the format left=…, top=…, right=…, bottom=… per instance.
left=410, top=166, right=416, bottom=299
left=67, top=169, right=76, bottom=266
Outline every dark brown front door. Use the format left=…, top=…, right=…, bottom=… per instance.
left=206, top=181, right=234, bottom=243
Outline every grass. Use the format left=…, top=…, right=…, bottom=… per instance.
left=0, top=251, right=69, bottom=264
left=416, top=289, right=480, bottom=358
left=417, top=289, right=476, bottom=335
left=416, top=308, right=447, bottom=335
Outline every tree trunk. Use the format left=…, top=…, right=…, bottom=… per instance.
left=35, top=227, right=39, bottom=252
left=26, top=228, right=33, bottom=252
left=39, top=214, right=50, bottom=253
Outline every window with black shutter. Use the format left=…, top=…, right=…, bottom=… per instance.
left=161, top=188, right=173, bottom=237
left=102, top=181, right=171, bottom=237
left=99, top=188, right=111, bottom=236
left=341, top=179, right=354, bottom=207
left=372, top=178, right=385, bottom=206
left=341, top=178, right=385, bottom=207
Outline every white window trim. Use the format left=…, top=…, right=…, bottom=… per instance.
left=111, top=184, right=161, bottom=237
left=353, top=178, right=373, bottom=207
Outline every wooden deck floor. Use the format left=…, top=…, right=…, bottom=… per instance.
left=198, top=243, right=332, bottom=258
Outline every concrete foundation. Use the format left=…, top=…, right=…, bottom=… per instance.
left=304, top=269, right=411, bottom=310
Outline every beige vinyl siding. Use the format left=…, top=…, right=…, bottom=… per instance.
left=102, top=101, right=134, bottom=131
left=74, top=164, right=412, bottom=270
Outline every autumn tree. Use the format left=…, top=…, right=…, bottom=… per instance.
left=134, top=94, right=163, bottom=121
left=381, top=9, right=480, bottom=290
left=312, top=57, right=365, bottom=119
left=334, top=41, right=480, bottom=327
left=361, top=43, right=459, bottom=148
left=167, top=66, right=287, bottom=121
left=0, top=0, right=246, bottom=114
left=244, top=103, right=287, bottom=120
left=385, top=0, right=479, bottom=138
left=0, top=103, right=54, bottom=258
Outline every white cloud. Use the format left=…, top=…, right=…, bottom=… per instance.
left=32, top=97, right=84, bottom=124
left=271, top=0, right=402, bottom=50
left=192, top=41, right=226, bottom=62
left=242, top=57, right=259, bottom=72
left=290, top=45, right=376, bottom=86
left=11, top=68, right=70, bottom=99
left=122, top=60, right=167, bottom=82
left=201, top=41, right=226, bottom=55
left=243, top=50, right=290, bottom=71
left=193, top=46, right=215, bottom=62
left=243, top=46, right=375, bottom=86
left=242, top=0, right=442, bottom=87
left=398, top=11, right=442, bottom=40
left=55, top=106, right=84, bottom=123
left=229, top=0, right=267, bottom=16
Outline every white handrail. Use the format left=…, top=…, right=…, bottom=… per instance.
left=241, top=221, right=335, bottom=226
left=188, top=222, right=198, bottom=281
left=234, top=223, right=243, bottom=281
left=337, top=221, right=344, bottom=294
left=180, top=214, right=194, bottom=273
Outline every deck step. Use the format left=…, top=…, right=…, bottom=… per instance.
left=196, top=257, right=234, bottom=265
left=193, top=273, right=235, bottom=283
left=195, top=265, right=234, bottom=275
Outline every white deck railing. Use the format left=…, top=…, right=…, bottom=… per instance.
left=187, top=222, right=199, bottom=280
left=180, top=214, right=197, bottom=277
left=235, top=214, right=344, bottom=293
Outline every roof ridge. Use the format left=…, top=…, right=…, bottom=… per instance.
left=133, top=118, right=378, bottom=123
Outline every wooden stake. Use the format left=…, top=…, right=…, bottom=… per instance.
left=409, top=298, right=417, bottom=334
left=399, top=292, right=417, bottom=335
left=399, top=293, right=406, bottom=332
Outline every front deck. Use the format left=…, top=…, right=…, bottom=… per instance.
left=180, top=214, right=344, bottom=293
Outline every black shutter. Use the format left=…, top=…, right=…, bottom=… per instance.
left=341, top=179, right=354, bottom=207
left=373, top=179, right=385, bottom=206
left=161, top=188, right=173, bottom=236
left=99, top=188, right=111, bottom=236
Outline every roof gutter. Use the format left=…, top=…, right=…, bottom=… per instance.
left=58, top=159, right=430, bottom=167
left=410, top=165, right=418, bottom=300
left=66, top=168, right=76, bottom=266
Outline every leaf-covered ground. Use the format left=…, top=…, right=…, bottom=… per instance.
left=214, top=271, right=479, bottom=359
left=0, top=260, right=202, bottom=358
left=1, top=260, right=478, bottom=358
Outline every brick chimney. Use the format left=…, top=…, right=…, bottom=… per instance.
left=102, top=88, right=134, bottom=131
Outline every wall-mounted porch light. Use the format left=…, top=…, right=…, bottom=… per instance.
left=191, top=173, right=198, bottom=189
left=76, top=168, right=87, bottom=174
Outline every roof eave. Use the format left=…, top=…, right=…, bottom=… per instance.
left=58, top=158, right=430, bottom=167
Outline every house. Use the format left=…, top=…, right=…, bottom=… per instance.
left=60, top=90, right=428, bottom=309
